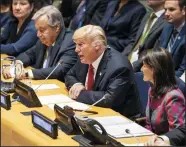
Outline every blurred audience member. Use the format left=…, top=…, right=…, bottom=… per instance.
left=0, top=0, right=11, bottom=28
left=0, top=0, right=38, bottom=56
left=100, top=0, right=146, bottom=53
left=156, top=0, right=185, bottom=77
left=126, top=0, right=166, bottom=72
left=141, top=48, right=185, bottom=135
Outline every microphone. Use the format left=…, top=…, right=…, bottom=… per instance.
left=34, top=60, right=63, bottom=91
left=125, top=129, right=140, bottom=146
left=81, top=94, right=110, bottom=114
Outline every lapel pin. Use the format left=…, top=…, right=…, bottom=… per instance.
left=178, top=36, right=181, bottom=40
left=99, top=72, right=102, bottom=76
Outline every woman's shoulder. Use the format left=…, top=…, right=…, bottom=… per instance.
left=164, top=88, right=185, bottom=100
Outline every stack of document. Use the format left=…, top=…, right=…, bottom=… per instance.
left=38, top=94, right=73, bottom=105
left=92, top=116, right=154, bottom=138
left=32, top=84, right=59, bottom=90
left=47, top=101, right=89, bottom=111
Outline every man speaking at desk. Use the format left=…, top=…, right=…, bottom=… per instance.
left=3, top=5, right=77, bottom=82
left=65, top=25, right=142, bottom=119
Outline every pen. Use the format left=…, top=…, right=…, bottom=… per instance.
left=73, top=109, right=98, bottom=114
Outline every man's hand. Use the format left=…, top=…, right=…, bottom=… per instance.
left=69, top=83, right=86, bottom=99
left=2, top=66, right=12, bottom=79
left=144, top=135, right=170, bottom=146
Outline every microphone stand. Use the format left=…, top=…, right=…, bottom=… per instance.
left=34, top=61, right=63, bottom=91
left=125, top=129, right=140, bottom=146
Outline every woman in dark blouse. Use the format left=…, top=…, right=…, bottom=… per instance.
left=141, top=48, right=185, bottom=135
left=1, top=0, right=38, bottom=56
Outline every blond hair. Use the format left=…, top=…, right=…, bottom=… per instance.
left=73, top=25, right=107, bottom=48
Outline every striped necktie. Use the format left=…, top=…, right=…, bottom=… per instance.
left=168, top=29, right=178, bottom=52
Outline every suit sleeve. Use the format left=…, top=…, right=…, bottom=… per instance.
left=77, top=67, right=133, bottom=108
left=109, top=10, right=146, bottom=52
left=165, top=93, right=185, bottom=130
left=65, top=59, right=83, bottom=88
left=175, top=54, right=185, bottom=77
left=16, top=44, right=37, bottom=67
left=32, top=41, right=77, bottom=82
left=165, top=125, right=185, bottom=146
left=1, top=24, right=38, bottom=56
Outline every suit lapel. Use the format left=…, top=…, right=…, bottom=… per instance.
left=101, top=1, right=118, bottom=29
left=80, top=62, right=89, bottom=84
left=148, top=14, right=165, bottom=36
left=171, top=24, right=185, bottom=55
left=93, top=49, right=109, bottom=90
left=48, top=29, right=66, bottom=67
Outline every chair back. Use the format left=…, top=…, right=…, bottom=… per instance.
left=176, top=77, right=186, bottom=98
left=134, top=72, right=150, bottom=115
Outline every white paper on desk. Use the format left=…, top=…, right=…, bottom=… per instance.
left=38, top=94, right=73, bottom=105
left=92, top=116, right=131, bottom=126
left=92, top=116, right=153, bottom=138
left=47, top=101, right=89, bottom=110
left=122, top=143, right=144, bottom=146
left=31, top=84, right=59, bottom=90
left=103, top=123, right=153, bottom=138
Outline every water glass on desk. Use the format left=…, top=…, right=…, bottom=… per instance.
left=1, top=56, right=24, bottom=81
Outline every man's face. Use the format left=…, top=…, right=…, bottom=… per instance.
left=146, top=0, right=164, bottom=8
left=164, top=0, right=185, bottom=25
left=35, top=16, right=59, bottom=46
left=74, top=39, right=96, bottom=64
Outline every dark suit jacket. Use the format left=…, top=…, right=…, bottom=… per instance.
left=16, top=29, right=77, bottom=82
left=165, top=125, right=185, bottom=146
left=158, top=23, right=185, bottom=77
left=100, top=0, right=146, bottom=52
left=128, top=11, right=166, bottom=72
left=65, top=47, right=141, bottom=118
left=0, top=17, right=38, bottom=56
left=83, top=0, right=109, bottom=26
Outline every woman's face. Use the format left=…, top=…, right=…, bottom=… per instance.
left=12, top=0, right=33, bottom=20
left=141, top=62, right=154, bottom=83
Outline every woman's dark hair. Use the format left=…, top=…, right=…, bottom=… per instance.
left=142, top=48, right=178, bottom=98
left=0, top=0, right=11, bottom=6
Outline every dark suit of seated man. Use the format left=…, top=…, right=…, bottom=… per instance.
left=155, top=0, right=185, bottom=77
left=65, top=25, right=142, bottom=119
left=3, top=5, right=77, bottom=82
left=145, top=125, right=185, bottom=146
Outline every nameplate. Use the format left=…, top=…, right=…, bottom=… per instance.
left=1, top=91, right=11, bottom=110
left=31, top=110, right=58, bottom=139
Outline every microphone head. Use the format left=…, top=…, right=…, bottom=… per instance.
left=58, top=60, right=64, bottom=64
left=125, top=129, right=130, bottom=134
left=104, top=93, right=111, bottom=99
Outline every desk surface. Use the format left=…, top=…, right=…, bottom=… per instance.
left=1, top=55, right=153, bottom=146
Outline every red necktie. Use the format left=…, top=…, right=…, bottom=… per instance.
left=87, top=64, right=94, bottom=90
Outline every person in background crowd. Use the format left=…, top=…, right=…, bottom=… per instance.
left=65, top=25, right=142, bottom=119
left=0, top=0, right=38, bottom=56
left=156, top=0, right=185, bottom=77
left=3, top=5, right=77, bottom=82
left=100, top=0, right=146, bottom=53
left=145, top=125, right=185, bottom=146
left=141, top=48, right=185, bottom=135
left=0, top=0, right=11, bottom=28
left=125, top=0, right=166, bottom=72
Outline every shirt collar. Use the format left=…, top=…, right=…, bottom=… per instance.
left=175, top=22, right=185, bottom=33
left=92, top=51, right=105, bottom=71
left=154, top=9, right=165, bottom=18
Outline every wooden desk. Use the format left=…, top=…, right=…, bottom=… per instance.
left=1, top=79, right=152, bottom=146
